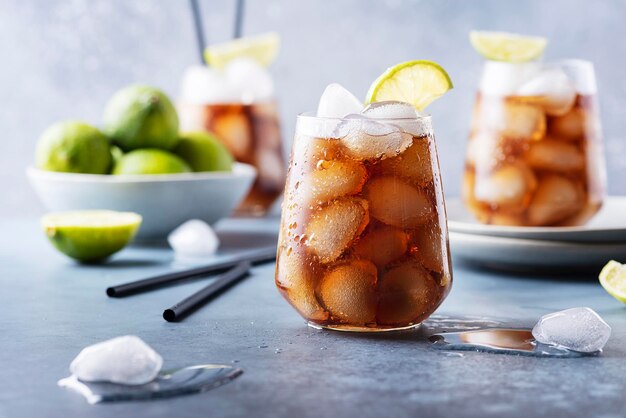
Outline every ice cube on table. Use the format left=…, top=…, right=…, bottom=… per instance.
left=532, top=307, right=611, bottom=353
left=517, top=69, right=577, bottom=116
left=69, top=336, right=163, bottom=385
left=180, top=65, right=239, bottom=104
left=225, top=57, right=274, bottom=102
left=479, top=61, right=541, bottom=96
left=168, top=219, right=220, bottom=259
left=317, top=83, right=363, bottom=118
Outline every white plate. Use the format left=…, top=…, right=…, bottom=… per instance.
left=449, top=231, right=626, bottom=271
left=447, top=196, right=626, bottom=243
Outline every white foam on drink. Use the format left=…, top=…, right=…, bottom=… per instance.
left=316, top=83, right=364, bottom=118
left=180, top=58, right=275, bottom=104
left=67, top=336, right=163, bottom=385
left=532, top=307, right=611, bottom=353
left=479, top=61, right=541, bottom=95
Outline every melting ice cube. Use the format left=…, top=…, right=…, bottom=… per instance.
left=517, top=68, right=576, bottom=116
left=341, top=117, right=413, bottom=160
left=225, top=57, right=275, bottom=102
left=479, top=61, right=541, bottom=96
left=168, top=219, right=220, bottom=259
left=362, top=101, right=428, bottom=136
left=316, top=83, right=363, bottom=118
left=532, top=307, right=611, bottom=353
left=362, top=100, right=420, bottom=119
left=69, top=336, right=163, bottom=385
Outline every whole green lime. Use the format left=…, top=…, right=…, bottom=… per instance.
left=110, top=145, right=124, bottom=168
left=113, top=149, right=191, bottom=175
left=36, top=121, right=112, bottom=174
left=174, top=131, right=234, bottom=172
left=103, top=85, right=179, bottom=151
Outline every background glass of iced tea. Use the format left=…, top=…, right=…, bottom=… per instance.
left=463, top=60, right=607, bottom=226
left=177, top=60, right=286, bottom=217
left=275, top=111, right=452, bottom=332
left=178, top=100, right=286, bottom=216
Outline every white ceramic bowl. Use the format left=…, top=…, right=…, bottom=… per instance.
left=27, top=163, right=256, bottom=240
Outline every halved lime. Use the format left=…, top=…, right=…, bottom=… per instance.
left=204, top=32, right=280, bottom=69
left=599, top=260, right=626, bottom=304
left=469, top=31, right=547, bottom=62
left=365, top=60, right=453, bottom=111
left=42, top=211, right=142, bottom=263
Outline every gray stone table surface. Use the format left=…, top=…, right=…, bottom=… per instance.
left=1, top=217, right=625, bottom=418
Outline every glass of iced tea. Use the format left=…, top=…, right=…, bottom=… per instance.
left=463, top=59, right=607, bottom=226
left=275, top=99, right=452, bottom=331
left=177, top=59, right=286, bottom=216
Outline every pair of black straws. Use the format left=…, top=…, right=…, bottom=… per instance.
left=106, top=246, right=277, bottom=322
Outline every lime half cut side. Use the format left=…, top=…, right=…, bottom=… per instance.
left=365, top=60, right=453, bottom=111
left=42, top=210, right=142, bottom=263
left=204, top=32, right=280, bottom=69
left=469, top=31, right=547, bottom=62
left=599, top=260, right=626, bottom=304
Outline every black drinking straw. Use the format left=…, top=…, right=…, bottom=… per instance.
left=163, top=261, right=251, bottom=322
left=233, top=0, right=245, bottom=39
left=189, top=0, right=208, bottom=64
left=106, top=246, right=276, bottom=298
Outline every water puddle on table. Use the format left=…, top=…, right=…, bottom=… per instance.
left=423, top=315, right=597, bottom=358
left=58, top=364, right=243, bottom=404
left=428, top=328, right=595, bottom=358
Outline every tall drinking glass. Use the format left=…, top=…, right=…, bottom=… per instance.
left=275, top=111, right=452, bottom=331
left=463, top=60, right=607, bottom=226
left=178, top=64, right=286, bottom=216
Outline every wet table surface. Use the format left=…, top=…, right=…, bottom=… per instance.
left=2, top=217, right=626, bottom=418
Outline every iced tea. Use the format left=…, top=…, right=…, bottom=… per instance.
left=276, top=108, right=452, bottom=331
left=178, top=61, right=286, bottom=216
left=178, top=100, right=286, bottom=215
left=463, top=60, right=606, bottom=226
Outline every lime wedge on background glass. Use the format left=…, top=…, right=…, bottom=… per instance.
left=599, top=260, right=626, bottom=304
left=204, top=32, right=280, bottom=69
left=42, top=211, right=142, bottom=263
left=469, top=31, right=547, bottom=62
left=365, top=60, right=453, bottom=111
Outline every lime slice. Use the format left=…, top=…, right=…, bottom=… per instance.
left=469, top=31, right=547, bottom=62
left=204, top=32, right=280, bottom=69
left=599, top=260, right=626, bottom=304
left=365, top=60, right=453, bottom=111
left=42, top=210, right=142, bottom=263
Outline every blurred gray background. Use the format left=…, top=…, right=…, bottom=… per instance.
left=2, top=0, right=625, bottom=216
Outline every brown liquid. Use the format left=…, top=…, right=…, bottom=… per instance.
left=178, top=101, right=286, bottom=216
left=463, top=93, right=606, bottom=226
left=276, top=126, right=452, bottom=331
